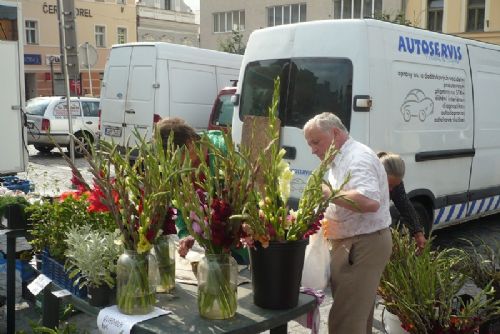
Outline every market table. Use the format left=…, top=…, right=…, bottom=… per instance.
left=46, top=270, right=316, bottom=334
left=44, top=259, right=316, bottom=334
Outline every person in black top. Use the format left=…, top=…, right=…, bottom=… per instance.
left=377, top=152, right=427, bottom=251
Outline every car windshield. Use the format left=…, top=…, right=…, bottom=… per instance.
left=25, top=99, right=50, bottom=116
left=240, top=58, right=353, bottom=129
left=214, top=94, right=234, bottom=127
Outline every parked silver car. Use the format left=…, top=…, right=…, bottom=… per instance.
left=25, top=96, right=100, bottom=156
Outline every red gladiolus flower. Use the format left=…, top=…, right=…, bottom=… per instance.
left=162, top=207, right=177, bottom=235
left=59, top=191, right=79, bottom=201
left=70, top=172, right=87, bottom=193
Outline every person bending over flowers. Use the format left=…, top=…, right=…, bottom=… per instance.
left=377, top=152, right=427, bottom=251
left=304, top=112, right=392, bottom=334
left=155, top=117, right=249, bottom=265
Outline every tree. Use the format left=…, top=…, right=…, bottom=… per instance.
left=219, top=30, right=246, bottom=55
left=374, top=11, right=412, bottom=26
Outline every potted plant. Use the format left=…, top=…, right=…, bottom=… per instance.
left=238, top=78, right=346, bottom=310
left=0, top=194, right=30, bottom=229
left=64, top=225, right=123, bottom=307
left=27, top=192, right=115, bottom=262
left=378, top=228, right=500, bottom=333
left=458, top=239, right=500, bottom=333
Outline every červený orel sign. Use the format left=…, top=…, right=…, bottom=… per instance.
left=42, top=2, right=92, bottom=17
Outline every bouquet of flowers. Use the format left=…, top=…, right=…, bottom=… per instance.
left=174, top=130, right=257, bottom=319
left=241, top=78, right=347, bottom=247
left=66, top=130, right=184, bottom=253
left=64, top=130, right=187, bottom=313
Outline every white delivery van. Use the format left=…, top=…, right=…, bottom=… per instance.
left=99, top=42, right=242, bottom=146
left=0, top=1, right=27, bottom=174
left=231, top=19, right=500, bottom=235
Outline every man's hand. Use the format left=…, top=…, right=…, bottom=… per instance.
left=178, top=236, right=195, bottom=257
left=322, top=219, right=337, bottom=240
left=322, top=184, right=332, bottom=199
left=413, top=232, right=427, bottom=253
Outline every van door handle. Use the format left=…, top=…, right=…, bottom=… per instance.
left=125, top=109, right=135, bottom=114
left=282, top=146, right=297, bottom=160
left=85, top=121, right=93, bottom=125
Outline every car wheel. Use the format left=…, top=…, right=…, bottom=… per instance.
left=73, top=133, right=93, bottom=158
left=412, top=201, right=432, bottom=237
left=34, top=144, right=55, bottom=154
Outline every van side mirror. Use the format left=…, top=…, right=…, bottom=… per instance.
left=231, top=94, right=240, bottom=106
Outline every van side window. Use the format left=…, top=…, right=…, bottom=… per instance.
left=82, top=101, right=99, bottom=117
left=240, top=58, right=353, bottom=130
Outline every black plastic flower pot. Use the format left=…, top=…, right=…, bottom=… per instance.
left=87, top=284, right=113, bottom=307
left=249, top=239, right=308, bottom=309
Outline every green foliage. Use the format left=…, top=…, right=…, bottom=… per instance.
left=219, top=30, right=246, bottom=55
left=458, top=238, right=500, bottom=300
left=68, top=129, right=188, bottom=253
left=0, top=195, right=29, bottom=219
left=379, top=228, right=500, bottom=333
left=241, top=78, right=345, bottom=243
left=64, top=226, right=123, bottom=288
left=27, top=195, right=115, bottom=262
left=374, top=11, right=412, bottom=26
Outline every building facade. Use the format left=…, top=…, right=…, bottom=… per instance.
left=16, top=0, right=136, bottom=99
left=405, top=0, right=500, bottom=45
left=137, top=0, right=198, bottom=46
left=199, top=0, right=404, bottom=51
left=200, top=0, right=500, bottom=52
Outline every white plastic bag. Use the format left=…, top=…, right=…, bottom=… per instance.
left=301, top=227, right=331, bottom=290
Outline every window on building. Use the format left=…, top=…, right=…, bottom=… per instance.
left=117, top=27, right=127, bottom=44
left=25, top=20, right=38, bottom=44
left=428, top=0, right=443, bottom=32
left=95, top=25, right=106, bottom=47
left=333, top=0, right=382, bottom=19
left=267, top=3, right=306, bottom=26
left=213, top=10, right=245, bottom=33
left=161, top=0, right=172, bottom=10
left=467, top=0, right=485, bottom=32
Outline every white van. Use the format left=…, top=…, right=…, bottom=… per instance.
left=0, top=1, right=27, bottom=175
left=99, top=42, right=242, bottom=146
left=231, top=19, right=500, bottom=235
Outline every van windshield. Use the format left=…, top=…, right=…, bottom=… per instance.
left=240, top=58, right=353, bottom=130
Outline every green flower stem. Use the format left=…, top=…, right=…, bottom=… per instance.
left=117, top=252, right=155, bottom=315
left=198, top=257, right=237, bottom=319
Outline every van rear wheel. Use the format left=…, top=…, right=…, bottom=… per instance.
left=412, top=201, right=432, bottom=237
left=34, top=144, right=54, bottom=154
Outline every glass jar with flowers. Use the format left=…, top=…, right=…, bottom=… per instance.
left=240, top=78, right=347, bottom=310
left=66, top=131, right=186, bottom=315
left=174, top=130, right=257, bottom=319
left=149, top=207, right=177, bottom=293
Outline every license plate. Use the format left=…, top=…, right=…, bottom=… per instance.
left=104, top=126, right=122, bottom=137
